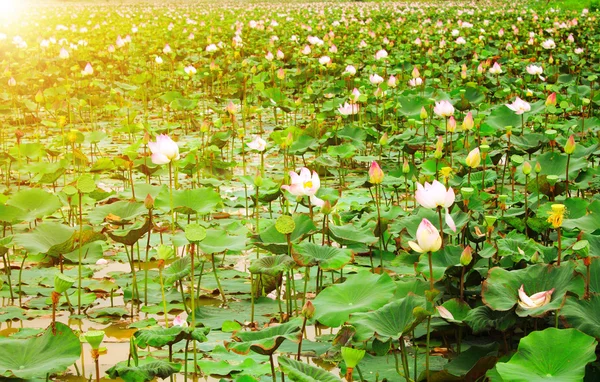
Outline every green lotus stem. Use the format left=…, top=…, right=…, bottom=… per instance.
left=250, top=273, right=255, bottom=324
left=18, top=253, right=26, bottom=307
left=196, top=261, right=205, bottom=300
left=557, top=228, right=562, bottom=266
left=78, top=191, right=83, bottom=315
left=565, top=154, right=571, bottom=198
left=159, top=264, right=169, bottom=328
left=399, top=337, right=410, bottom=382
left=144, top=208, right=153, bottom=306
left=375, top=184, right=384, bottom=269
left=212, top=254, right=227, bottom=305
left=1, top=253, right=14, bottom=300
left=425, top=315, right=432, bottom=382
left=124, top=245, right=139, bottom=316
left=437, top=207, right=444, bottom=248
left=91, top=349, right=100, bottom=382
left=168, top=161, right=175, bottom=233
left=302, top=266, right=309, bottom=308
left=183, top=339, right=190, bottom=380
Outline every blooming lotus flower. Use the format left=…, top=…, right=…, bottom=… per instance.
left=369, top=161, right=384, bottom=184
left=149, top=134, right=180, bottom=165
left=433, top=100, right=455, bottom=118
left=408, top=218, right=442, bottom=253
left=455, top=37, right=466, bottom=44
left=206, top=44, right=217, bottom=52
left=7, top=77, right=16, bottom=87
left=338, top=102, right=359, bottom=116
left=184, top=65, right=196, bottom=75
left=319, top=56, right=331, bottom=65
left=415, top=180, right=456, bottom=232
left=489, top=62, right=502, bottom=74
left=282, top=167, right=324, bottom=207
left=574, top=47, right=584, bottom=54
left=301, top=45, right=311, bottom=55
left=369, top=74, right=384, bottom=85
left=343, top=65, right=357, bottom=76
left=408, top=77, right=423, bottom=87
left=374, top=49, right=388, bottom=60
left=465, top=147, right=481, bottom=168
left=59, top=47, right=69, bottom=59
left=518, top=285, right=554, bottom=309
left=81, top=63, right=93, bottom=76
left=173, top=314, right=188, bottom=327
left=350, top=88, right=361, bottom=102
left=265, top=51, right=274, bottom=61
left=155, top=56, right=163, bottom=64
left=247, top=136, right=267, bottom=152
left=526, top=64, right=543, bottom=76
left=506, top=97, right=531, bottom=115
left=541, top=39, right=556, bottom=49
left=277, top=49, right=284, bottom=60
left=163, top=44, right=172, bottom=54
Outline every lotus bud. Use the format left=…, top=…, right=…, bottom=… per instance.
left=35, top=90, right=44, bottom=103
left=402, top=160, right=410, bottom=174
left=522, top=161, right=532, bottom=175
left=341, top=347, right=366, bottom=369
left=54, top=273, right=75, bottom=294
left=7, top=77, right=16, bottom=87
left=465, top=147, right=481, bottom=168
left=460, top=246, right=473, bottom=266
left=142, top=131, right=151, bottom=145
left=420, top=107, right=428, bottom=120
left=254, top=174, right=263, bottom=187
left=564, top=134, right=576, bottom=154
left=545, top=92, right=557, bottom=107
left=369, top=161, right=384, bottom=184
left=144, top=194, right=154, bottom=209
left=462, top=112, right=474, bottom=131
left=447, top=116, right=456, bottom=132
left=379, top=132, right=388, bottom=146
left=84, top=330, right=105, bottom=350
left=531, top=251, right=540, bottom=263
left=480, top=144, right=490, bottom=160
left=534, top=162, right=542, bottom=174
left=321, top=200, right=332, bottom=215
left=15, top=129, right=24, bottom=144
left=301, top=301, right=315, bottom=319
left=434, top=136, right=443, bottom=159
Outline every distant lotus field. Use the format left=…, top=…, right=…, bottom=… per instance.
left=0, top=0, right=599, bottom=381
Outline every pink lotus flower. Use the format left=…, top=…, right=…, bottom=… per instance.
left=489, top=62, right=502, bottom=74
left=282, top=167, right=324, bottom=207
left=319, top=56, right=331, bottom=65
left=163, top=44, right=172, bottom=54
left=369, top=74, right=384, bottom=85
left=506, top=97, right=531, bottom=115
left=408, top=77, right=423, bottom=87
left=415, top=180, right=456, bottom=232
left=350, top=88, right=361, bottom=102
left=173, top=314, right=188, bottom=327
left=541, top=39, right=556, bottom=49
left=517, top=285, right=554, bottom=309
left=247, top=136, right=267, bottom=151
left=465, top=147, right=481, bottom=168
left=338, top=102, right=359, bottom=116
left=412, top=67, right=420, bottom=78
left=344, top=65, right=357, bottom=76
left=462, top=112, right=474, bottom=131
left=374, top=49, right=388, bottom=60
left=437, top=306, right=454, bottom=320
left=433, top=100, right=455, bottom=118
left=149, top=134, right=180, bottom=165
left=7, top=77, right=16, bottom=87
left=408, top=218, right=442, bottom=253
left=59, top=47, right=69, bottom=59
left=387, top=75, right=397, bottom=88
left=526, top=64, right=543, bottom=76
left=81, top=63, right=93, bottom=76
left=369, top=161, right=384, bottom=184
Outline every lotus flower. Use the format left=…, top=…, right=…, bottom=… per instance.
left=155, top=56, right=163, bottom=64
left=7, top=77, right=16, bottom=87
left=369, top=74, right=384, bottom=85
left=149, top=134, right=180, bottom=165
left=369, top=161, right=384, bottom=184
left=465, top=147, right=481, bottom=168
left=319, top=55, right=331, bottom=65
left=282, top=167, right=324, bottom=207
left=173, top=314, right=188, bottom=327
left=184, top=65, right=196, bottom=75
left=81, top=63, right=93, bottom=76
left=163, top=44, right=172, bottom=54
left=517, top=285, right=554, bottom=309
left=489, top=62, right=502, bottom=74
left=338, top=102, right=358, bottom=115
left=415, top=180, right=456, bottom=232
left=526, top=64, right=543, bottom=75
left=408, top=218, right=442, bottom=253
left=374, top=49, right=388, bottom=60
left=541, top=39, right=556, bottom=49
left=408, top=77, right=423, bottom=87
left=343, top=65, right=357, bottom=76
left=59, top=47, right=69, bottom=59
left=206, top=43, right=217, bottom=52
left=506, top=97, right=531, bottom=115
left=437, top=306, right=454, bottom=320
left=462, top=112, right=474, bottom=131
left=247, top=136, right=267, bottom=151
left=546, top=92, right=557, bottom=107
left=350, top=88, right=361, bottom=102
left=387, top=75, right=397, bottom=88
left=433, top=100, right=455, bottom=118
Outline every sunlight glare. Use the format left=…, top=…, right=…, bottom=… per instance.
left=0, top=0, right=21, bottom=18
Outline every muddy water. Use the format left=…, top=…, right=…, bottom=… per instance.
left=0, top=258, right=339, bottom=381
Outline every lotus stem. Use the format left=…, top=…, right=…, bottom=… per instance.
left=158, top=261, right=169, bottom=328
left=566, top=154, right=571, bottom=198
left=144, top=208, right=153, bottom=306
left=297, top=315, right=308, bottom=360
left=345, top=367, right=354, bottom=382
left=557, top=228, right=562, bottom=266
left=269, top=354, right=277, bottom=382
left=91, top=349, right=100, bottom=382
left=428, top=251, right=434, bottom=291
left=168, top=161, right=175, bottom=233
left=425, top=315, right=432, bottom=382
left=399, top=337, right=410, bottom=382
left=212, top=254, right=227, bottom=306
left=437, top=207, right=444, bottom=248
left=78, top=191, right=83, bottom=315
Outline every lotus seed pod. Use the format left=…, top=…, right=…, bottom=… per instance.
left=54, top=273, right=75, bottom=294
left=84, top=330, right=105, bottom=350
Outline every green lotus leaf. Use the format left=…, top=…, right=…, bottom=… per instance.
left=560, top=295, right=600, bottom=339
left=163, top=255, right=192, bottom=285
left=156, top=188, right=222, bottom=215
left=464, top=306, right=517, bottom=333
left=6, top=188, right=62, bottom=221
left=198, top=228, right=247, bottom=254
left=482, top=263, right=583, bottom=317
left=107, top=218, right=151, bottom=246
left=0, top=322, right=81, bottom=379
left=87, top=201, right=147, bottom=225
left=438, top=298, right=472, bottom=324
left=225, top=319, right=302, bottom=355
left=278, top=356, right=343, bottom=382
left=249, top=254, right=295, bottom=276
left=292, top=242, right=353, bottom=271
left=350, top=294, right=427, bottom=341
left=106, top=358, right=182, bottom=382
left=313, top=271, right=396, bottom=328
left=494, top=328, right=596, bottom=382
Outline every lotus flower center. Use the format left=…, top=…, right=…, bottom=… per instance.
left=304, top=181, right=313, bottom=189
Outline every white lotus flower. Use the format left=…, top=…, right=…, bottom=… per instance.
left=281, top=167, right=324, bottom=207
left=517, top=285, right=554, bottom=309
left=148, top=134, right=180, bottom=165
left=408, top=218, right=442, bottom=253
left=506, top=97, right=531, bottom=115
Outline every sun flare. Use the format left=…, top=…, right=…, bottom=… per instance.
left=0, top=0, right=21, bottom=17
